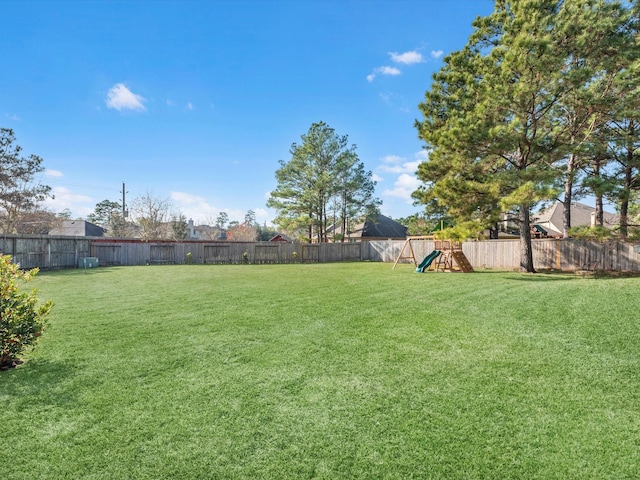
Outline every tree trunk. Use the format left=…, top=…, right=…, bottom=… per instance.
left=595, top=194, right=604, bottom=226
left=562, top=152, right=576, bottom=238
left=519, top=205, right=536, bottom=273
left=620, top=164, right=632, bottom=239
left=594, top=158, right=604, bottom=226
left=489, top=223, right=499, bottom=239
left=341, top=195, right=347, bottom=243
left=620, top=122, right=637, bottom=239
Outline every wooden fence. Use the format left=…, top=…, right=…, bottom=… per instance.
left=2, top=234, right=640, bottom=272
left=366, top=238, right=640, bottom=272
left=0, top=235, right=92, bottom=270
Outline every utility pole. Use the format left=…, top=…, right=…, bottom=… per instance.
left=121, top=182, right=128, bottom=219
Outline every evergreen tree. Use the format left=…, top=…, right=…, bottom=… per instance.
left=0, top=129, right=52, bottom=233
left=268, top=122, right=380, bottom=242
left=414, top=0, right=636, bottom=271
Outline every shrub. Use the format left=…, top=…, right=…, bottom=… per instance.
left=568, top=225, right=615, bottom=242
left=0, top=255, right=53, bottom=369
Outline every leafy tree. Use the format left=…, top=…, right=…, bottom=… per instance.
left=414, top=0, right=633, bottom=271
left=602, top=57, right=640, bottom=238
left=87, top=199, right=130, bottom=237
left=227, top=222, right=258, bottom=241
left=268, top=122, right=380, bottom=242
left=244, top=210, right=256, bottom=226
left=171, top=213, right=189, bottom=240
left=334, top=154, right=380, bottom=241
left=57, top=208, right=73, bottom=219
left=215, top=211, right=229, bottom=230
left=397, top=212, right=453, bottom=236
left=554, top=0, right=636, bottom=236
left=87, top=199, right=121, bottom=226
left=130, top=192, right=172, bottom=240
left=0, top=128, right=52, bottom=233
left=17, top=209, right=60, bottom=234
left=256, top=224, right=279, bottom=241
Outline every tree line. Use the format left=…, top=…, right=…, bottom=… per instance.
left=86, top=198, right=277, bottom=241
left=1, top=123, right=379, bottom=243
left=0, top=128, right=275, bottom=241
left=413, top=0, right=640, bottom=272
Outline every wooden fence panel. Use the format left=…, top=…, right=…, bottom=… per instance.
left=93, top=245, right=122, bottom=266
left=302, top=245, right=319, bottom=262
left=255, top=245, right=279, bottom=264
left=204, top=245, right=230, bottom=264
left=368, top=240, right=401, bottom=263
left=618, top=242, right=640, bottom=271
left=342, top=243, right=362, bottom=261
left=150, top=245, right=175, bottom=264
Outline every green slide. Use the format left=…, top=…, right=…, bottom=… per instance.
left=416, top=250, right=441, bottom=273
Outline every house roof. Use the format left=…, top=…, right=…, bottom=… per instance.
left=346, top=214, right=408, bottom=239
left=269, top=233, right=292, bottom=242
left=533, top=201, right=618, bottom=235
left=49, top=220, right=106, bottom=237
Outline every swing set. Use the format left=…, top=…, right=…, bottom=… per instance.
left=393, top=236, right=474, bottom=273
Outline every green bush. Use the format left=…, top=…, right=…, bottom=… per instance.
left=568, top=225, right=615, bottom=241
left=0, top=255, right=53, bottom=369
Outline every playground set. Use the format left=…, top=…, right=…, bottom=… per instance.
left=393, top=236, right=474, bottom=273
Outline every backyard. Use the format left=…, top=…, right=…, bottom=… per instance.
left=1, top=263, right=639, bottom=479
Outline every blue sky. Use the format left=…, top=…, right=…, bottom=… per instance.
left=2, top=0, right=494, bottom=225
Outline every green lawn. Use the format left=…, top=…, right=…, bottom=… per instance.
left=2, top=263, right=639, bottom=479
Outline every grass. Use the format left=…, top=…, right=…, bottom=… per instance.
left=1, top=263, right=640, bottom=479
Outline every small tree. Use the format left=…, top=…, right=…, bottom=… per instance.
left=215, top=212, right=229, bottom=230
left=0, top=255, right=52, bottom=369
left=130, top=192, right=172, bottom=240
left=227, top=222, right=258, bottom=241
left=170, top=213, right=189, bottom=240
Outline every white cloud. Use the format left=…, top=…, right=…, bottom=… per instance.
left=382, top=155, right=403, bottom=164
left=372, top=173, right=384, bottom=183
left=166, top=99, right=176, bottom=107
left=377, top=155, right=420, bottom=175
left=382, top=173, right=422, bottom=203
left=389, top=50, right=424, bottom=65
left=379, top=66, right=401, bottom=76
left=431, top=50, right=444, bottom=59
left=187, top=102, right=194, bottom=110
left=375, top=150, right=429, bottom=205
left=45, top=169, right=63, bottom=178
left=171, top=191, right=207, bottom=204
left=170, top=191, right=216, bottom=220
left=253, top=208, right=271, bottom=225
left=367, top=66, right=402, bottom=82
left=170, top=191, right=250, bottom=224
left=105, top=83, right=146, bottom=111
left=5, top=113, right=20, bottom=121
left=43, top=186, right=95, bottom=217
